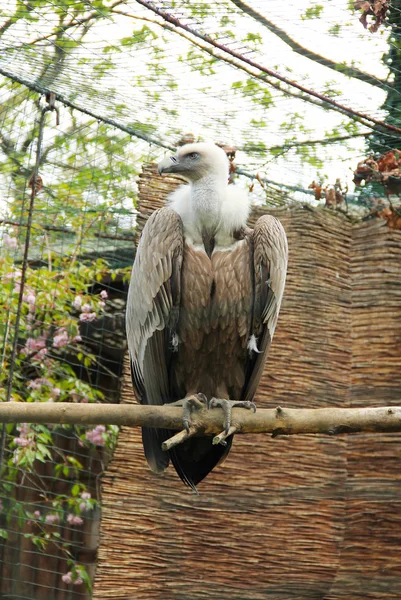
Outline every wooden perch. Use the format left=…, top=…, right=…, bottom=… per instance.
left=1, top=403, right=401, bottom=438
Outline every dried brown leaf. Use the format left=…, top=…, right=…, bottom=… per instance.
left=308, top=180, right=323, bottom=200
left=28, top=173, right=43, bottom=194
left=355, top=0, right=389, bottom=33
left=256, top=173, right=265, bottom=188
left=377, top=150, right=401, bottom=172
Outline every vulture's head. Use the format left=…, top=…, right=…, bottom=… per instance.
left=158, top=143, right=229, bottom=183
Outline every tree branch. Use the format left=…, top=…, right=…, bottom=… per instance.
left=230, top=0, right=389, bottom=91
left=0, top=0, right=124, bottom=51
left=111, top=9, right=330, bottom=111
left=1, top=403, right=401, bottom=436
left=136, top=0, right=401, bottom=134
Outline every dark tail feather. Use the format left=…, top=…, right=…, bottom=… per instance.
left=169, top=436, right=233, bottom=492
left=141, top=427, right=170, bottom=474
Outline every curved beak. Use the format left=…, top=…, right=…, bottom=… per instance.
left=157, top=155, right=179, bottom=175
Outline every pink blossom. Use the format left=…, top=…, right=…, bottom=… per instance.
left=25, top=337, right=47, bottom=356
left=80, top=397, right=89, bottom=403
left=73, top=335, right=82, bottom=343
left=51, top=387, right=61, bottom=398
left=72, top=296, right=83, bottom=310
left=81, top=492, right=91, bottom=500
left=79, top=312, right=96, bottom=322
left=14, top=437, right=30, bottom=447
left=53, top=330, right=69, bottom=348
left=67, top=513, right=83, bottom=526
left=79, top=502, right=87, bottom=512
left=3, top=233, right=18, bottom=249
left=45, top=513, right=60, bottom=524
left=81, top=303, right=92, bottom=313
left=73, top=577, right=83, bottom=586
left=28, top=379, right=41, bottom=390
left=62, top=572, right=73, bottom=584
left=34, top=510, right=41, bottom=519
left=18, top=423, right=30, bottom=435
left=4, top=269, right=21, bottom=280
left=26, top=293, right=36, bottom=305
left=85, top=425, right=105, bottom=446
left=28, top=378, right=51, bottom=390
left=100, top=290, right=108, bottom=299
left=98, top=300, right=105, bottom=308
left=36, top=348, right=47, bottom=360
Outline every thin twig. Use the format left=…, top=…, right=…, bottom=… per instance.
left=229, top=0, right=388, bottom=91
left=213, top=426, right=237, bottom=446
left=161, top=426, right=198, bottom=451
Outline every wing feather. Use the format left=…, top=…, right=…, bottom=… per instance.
left=242, top=215, right=288, bottom=402
left=126, top=208, right=183, bottom=473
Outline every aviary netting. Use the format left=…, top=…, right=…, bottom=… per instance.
left=1, top=0, right=401, bottom=597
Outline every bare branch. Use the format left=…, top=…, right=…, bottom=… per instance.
left=111, top=9, right=329, bottom=111
left=230, top=0, right=388, bottom=91
left=0, top=0, right=125, bottom=51
left=1, top=403, right=401, bottom=437
left=136, top=0, right=401, bottom=134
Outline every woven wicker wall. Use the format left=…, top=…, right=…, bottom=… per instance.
left=326, top=219, right=401, bottom=599
left=93, top=166, right=401, bottom=600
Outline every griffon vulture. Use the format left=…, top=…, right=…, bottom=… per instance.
left=126, top=142, right=288, bottom=492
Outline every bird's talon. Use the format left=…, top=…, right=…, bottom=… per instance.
left=210, top=398, right=257, bottom=436
left=196, top=392, right=208, bottom=406
left=171, top=393, right=208, bottom=431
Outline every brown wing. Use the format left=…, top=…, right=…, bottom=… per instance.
left=126, top=207, right=183, bottom=474
left=242, top=214, right=288, bottom=402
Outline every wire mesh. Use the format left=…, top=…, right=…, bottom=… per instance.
left=0, top=0, right=401, bottom=598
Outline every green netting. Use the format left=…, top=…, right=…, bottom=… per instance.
left=1, top=0, right=401, bottom=598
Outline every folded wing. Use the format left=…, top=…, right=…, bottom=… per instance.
left=126, top=207, right=183, bottom=474
left=243, top=215, right=288, bottom=402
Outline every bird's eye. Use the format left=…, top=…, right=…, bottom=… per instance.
left=188, top=152, right=199, bottom=160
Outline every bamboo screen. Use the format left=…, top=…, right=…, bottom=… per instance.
left=94, top=166, right=401, bottom=600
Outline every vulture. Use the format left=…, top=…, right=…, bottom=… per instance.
left=126, top=142, right=288, bottom=492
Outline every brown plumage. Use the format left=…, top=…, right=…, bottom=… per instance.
left=126, top=143, right=288, bottom=491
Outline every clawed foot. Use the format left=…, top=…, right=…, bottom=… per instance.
left=209, top=398, right=256, bottom=444
left=169, top=393, right=208, bottom=432
left=162, top=395, right=256, bottom=452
